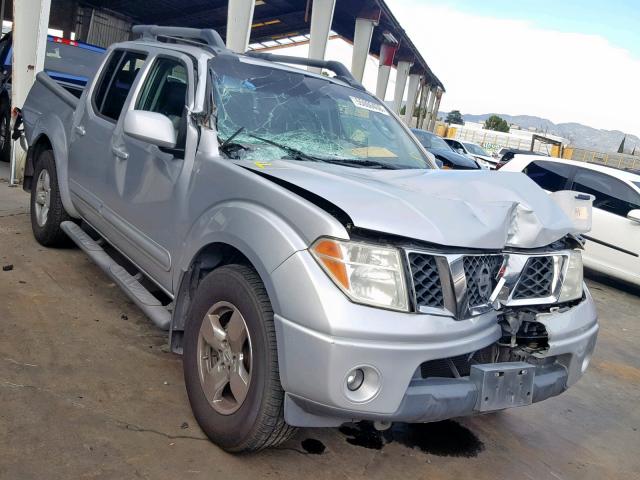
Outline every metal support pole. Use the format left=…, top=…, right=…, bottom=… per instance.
left=10, top=0, right=52, bottom=185
left=375, top=65, right=390, bottom=99
left=307, top=0, right=336, bottom=74
left=375, top=40, right=397, bottom=100
left=429, top=89, right=442, bottom=132
left=351, top=17, right=377, bottom=82
left=424, top=85, right=437, bottom=130
left=226, top=0, right=256, bottom=53
left=392, top=60, right=411, bottom=114
left=418, top=84, right=431, bottom=129
left=403, top=73, right=421, bottom=126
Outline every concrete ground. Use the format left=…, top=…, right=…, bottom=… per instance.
left=1, top=162, right=639, bottom=480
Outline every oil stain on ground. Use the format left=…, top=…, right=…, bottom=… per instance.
left=339, top=424, right=385, bottom=450
left=301, top=438, right=326, bottom=454
left=339, top=420, right=484, bottom=458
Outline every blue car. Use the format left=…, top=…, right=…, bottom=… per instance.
left=0, top=33, right=105, bottom=162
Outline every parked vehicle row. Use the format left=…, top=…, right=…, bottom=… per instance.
left=444, top=138, right=497, bottom=169
left=411, top=128, right=482, bottom=169
left=19, top=25, right=598, bottom=453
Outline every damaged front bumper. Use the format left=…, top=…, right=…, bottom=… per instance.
left=273, top=251, right=598, bottom=427
left=284, top=360, right=571, bottom=426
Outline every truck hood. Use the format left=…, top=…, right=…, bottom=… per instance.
left=242, top=160, right=578, bottom=249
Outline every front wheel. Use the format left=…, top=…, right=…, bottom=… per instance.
left=30, top=150, right=71, bottom=246
left=183, top=264, right=296, bottom=452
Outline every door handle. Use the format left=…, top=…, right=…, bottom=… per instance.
left=112, top=146, right=129, bottom=160
left=74, top=125, right=86, bottom=136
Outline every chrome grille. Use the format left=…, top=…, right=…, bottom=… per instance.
left=512, top=256, right=554, bottom=299
left=408, top=253, right=444, bottom=309
left=463, top=255, right=504, bottom=307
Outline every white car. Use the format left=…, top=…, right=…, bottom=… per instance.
left=444, top=138, right=497, bottom=169
left=502, top=156, right=640, bottom=286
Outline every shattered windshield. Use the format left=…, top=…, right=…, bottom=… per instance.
left=209, top=56, right=432, bottom=169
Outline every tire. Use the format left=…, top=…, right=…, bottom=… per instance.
left=30, top=150, right=71, bottom=247
left=0, top=98, right=11, bottom=163
left=183, top=264, right=296, bottom=453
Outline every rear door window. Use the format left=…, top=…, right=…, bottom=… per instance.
left=523, top=160, right=572, bottom=191
left=93, top=50, right=147, bottom=121
left=571, top=168, right=640, bottom=217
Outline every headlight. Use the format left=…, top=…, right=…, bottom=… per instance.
left=559, top=250, right=584, bottom=302
left=310, top=238, right=409, bottom=311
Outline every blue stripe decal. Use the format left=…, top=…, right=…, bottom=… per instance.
left=46, top=70, right=89, bottom=84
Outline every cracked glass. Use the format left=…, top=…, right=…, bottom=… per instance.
left=209, top=56, right=433, bottom=170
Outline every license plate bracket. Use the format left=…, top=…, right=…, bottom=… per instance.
left=470, top=362, right=535, bottom=412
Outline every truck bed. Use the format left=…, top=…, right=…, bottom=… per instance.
left=22, top=72, right=78, bottom=162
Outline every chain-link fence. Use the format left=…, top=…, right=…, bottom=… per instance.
left=562, top=148, right=640, bottom=170
left=443, top=126, right=556, bottom=155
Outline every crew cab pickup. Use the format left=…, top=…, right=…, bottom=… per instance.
left=20, top=26, right=598, bottom=453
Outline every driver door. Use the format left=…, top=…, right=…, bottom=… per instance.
left=104, top=52, right=195, bottom=291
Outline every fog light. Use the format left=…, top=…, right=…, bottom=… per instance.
left=346, top=368, right=365, bottom=391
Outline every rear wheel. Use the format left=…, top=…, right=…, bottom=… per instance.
left=30, top=150, right=71, bottom=246
left=183, top=264, right=296, bottom=452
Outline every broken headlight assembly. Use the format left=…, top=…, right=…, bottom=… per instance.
left=558, top=250, right=584, bottom=302
left=310, top=238, right=409, bottom=311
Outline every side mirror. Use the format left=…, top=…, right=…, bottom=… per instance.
left=123, top=110, right=177, bottom=148
left=628, top=209, right=640, bottom=224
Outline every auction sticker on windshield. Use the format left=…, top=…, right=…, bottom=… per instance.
left=350, top=96, right=389, bottom=116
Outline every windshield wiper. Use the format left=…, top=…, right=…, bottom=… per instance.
left=224, top=130, right=398, bottom=169
left=218, top=127, right=251, bottom=159
left=319, top=158, right=398, bottom=170
left=247, top=134, right=396, bottom=169
left=246, top=133, right=323, bottom=163
left=221, top=127, right=245, bottom=149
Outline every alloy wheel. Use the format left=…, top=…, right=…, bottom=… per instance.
left=197, top=301, right=253, bottom=415
left=34, top=169, right=51, bottom=227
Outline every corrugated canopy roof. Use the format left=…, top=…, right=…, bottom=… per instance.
left=80, top=0, right=444, bottom=90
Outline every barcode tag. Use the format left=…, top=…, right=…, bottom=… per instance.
left=350, top=96, right=389, bottom=115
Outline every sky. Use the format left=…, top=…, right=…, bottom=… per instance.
left=276, top=0, right=640, bottom=138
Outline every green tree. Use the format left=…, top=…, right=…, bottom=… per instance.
left=483, top=115, right=510, bottom=133
left=446, top=110, right=464, bottom=125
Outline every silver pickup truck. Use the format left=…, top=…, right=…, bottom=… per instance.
left=20, top=26, right=598, bottom=453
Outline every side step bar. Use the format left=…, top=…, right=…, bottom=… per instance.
left=61, top=221, right=171, bottom=331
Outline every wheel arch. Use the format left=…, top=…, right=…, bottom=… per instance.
left=23, top=120, right=79, bottom=217
left=169, top=239, right=284, bottom=354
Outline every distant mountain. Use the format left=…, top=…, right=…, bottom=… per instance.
left=445, top=112, right=639, bottom=154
